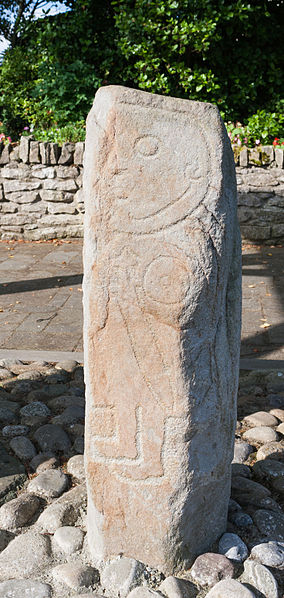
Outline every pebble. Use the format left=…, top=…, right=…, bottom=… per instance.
left=159, top=576, right=197, bottom=598
left=251, top=541, right=284, bottom=568
left=229, top=511, right=253, bottom=528
left=55, top=359, right=78, bottom=372
left=20, top=401, right=50, bottom=417
left=270, top=408, right=284, bottom=421
left=277, top=422, right=284, bottom=434
left=232, top=440, right=254, bottom=463
left=267, top=393, right=284, bottom=408
left=0, top=400, right=20, bottom=413
left=253, top=509, right=284, bottom=541
left=128, top=589, right=162, bottom=598
left=199, top=578, right=255, bottom=597
left=242, top=426, right=278, bottom=444
left=0, top=530, right=51, bottom=580
left=0, top=408, right=16, bottom=424
left=190, top=552, right=235, bottom=588
left=241, top=559, right=278, bottom=598
left=69, top=423, right=85, bottom=439
left=0, top=368, right=13, bottom=380
left=37, top=484, right=86, bottom=533
left=0, top=580, right=52, bottom=597
left=231, top=476, right=270, bottom=497
left=53, top=525, right=84, bottom=554
left=218, top=532, right=248, bottom=562
left=48, top=394, right=85, bottom=412
left=27, top=468, right=69, bottom=499
left=33, top=423, right=71, bottom=454
left=101, top=556, right=145, bottom=598
left=243, top=411, right=279, bottom=427
left=271, top=476, right=284, bottom=494
left=73, top=436, right=84, bottom=454
left=252, top=458, right=284, bottom=481
left=51, top=404, right=85, bottom=426
left=17, top=370, right=43, bottom=381
left=231, top=463, right=251, bottom=478
left=0, top=358, right=22, bottom=368
left=2, top=424, right=29, bottom=438
left=30, top=453, right=58, bottom=473
left=67, top=454, right=85, bottom=481
left=0, top=492, right=40, bottom=529
left=53, top=562, right=98, bottom=590
left=256, top=440, right=284, bottom=460
left=9, top=436, right=37, bottom=460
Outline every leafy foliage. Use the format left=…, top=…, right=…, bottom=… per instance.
left=0, top=0, right=283, bottom=140
left=112, top=0, right=284, bottom=120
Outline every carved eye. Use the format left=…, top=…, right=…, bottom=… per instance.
left=135, top=136, right=159, bottom=157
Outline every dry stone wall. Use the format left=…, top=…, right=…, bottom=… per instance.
left=0, top=138, right=84, bottom=241
left=0, top=136, right=283, bottom=243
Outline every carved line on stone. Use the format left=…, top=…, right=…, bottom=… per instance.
left=91, top=405, right=143, bottom=464
left=117, top=296, right=169, bottom=408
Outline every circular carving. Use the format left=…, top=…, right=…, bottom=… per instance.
left=143, top=256, right=190, bottom=305
left=135, top=136, right=159, bottom=157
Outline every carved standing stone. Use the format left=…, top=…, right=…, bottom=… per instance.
left=83, top=86, right=241, bottom=574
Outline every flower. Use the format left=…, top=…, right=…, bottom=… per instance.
left=255, top=139, right=260, bottom=145
left=23, top=126, right=29, bottom=131
left=7, top=136, right=12, bottom=143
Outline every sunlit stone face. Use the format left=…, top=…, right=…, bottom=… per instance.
left=107, top=105, right=211, bottom=232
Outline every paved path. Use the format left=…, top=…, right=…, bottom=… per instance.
left=0, top=240, right=283, bottom=365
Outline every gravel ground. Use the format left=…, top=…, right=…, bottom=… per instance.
left=0, top=360, right=283, bottom=598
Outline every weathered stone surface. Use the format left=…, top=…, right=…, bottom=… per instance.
left=0, top=492, right=40, bottom=529
left=128, top=589, right=163, bottom=598
left=27, top=468, right=69, bottom=499
left=29, top=140, right=41, bottom=163
left=243, top=411, right=278, bottom=427
left=256, top=440, right=284, bottom=461
left=58, top=142, right=75, bottom=165
left=0, top=580, right=52, bottom=597
left=9, top=436, right=37, bottom=461
left=159, top=576, right=197, bottom=598
left=19, top=136, right=30, bottom=163
left=101, top=556, right=145, bottom=598
left=67, top=454, right=85, bottom=481
left=33, top=423, right=71, bottom=454
left=253, top=509, right=284, bottom=541
left=218, top=533, right=248, bottom=562
left=53, top=562, right=98, bottom=590
left=232, top=440, right=254, bottom=463
left=243, top=426, right=278, bottom=444
left=251, top=541, right=284, bottom=568
left=2, top=424, right=29, bottom=438
left=83, top=86, right=241, bottom=572
left=205, top=579, right=256, bottom=597
left=241, top=559, right=278, bottom=598
left=74, top=141, right=85, bottom=165
left=0, top=530, right=51, bottom=580
left=53, top=525, right=84, bottom=554
left=20, top=401, right=51, bottom=417
left=190, top=553, right=235, bottom=588
left=30, top=453, right=58, bottom=473
left=37, top=483, right=86, bottom=532
left=252, top=458, right=284, bottom=481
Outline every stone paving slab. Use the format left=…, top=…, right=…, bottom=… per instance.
left=0, top=240, right=283, bottom=363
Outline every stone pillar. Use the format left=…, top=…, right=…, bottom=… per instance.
left=83, top=86, right=241, bottom=574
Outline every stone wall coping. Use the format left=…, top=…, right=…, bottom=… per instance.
left=0, top=136, right=283, bottom=169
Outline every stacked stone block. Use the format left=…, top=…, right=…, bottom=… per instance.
left=0, top=136, right=283, bottom=243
